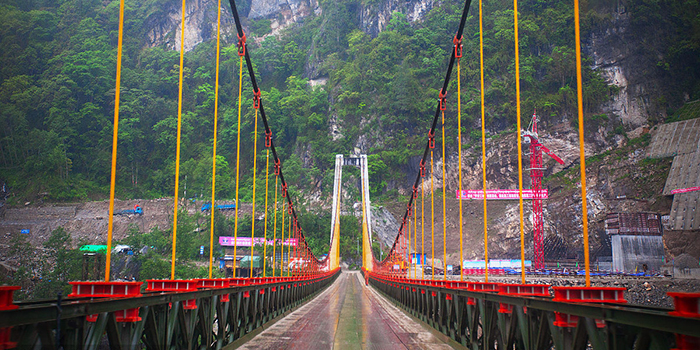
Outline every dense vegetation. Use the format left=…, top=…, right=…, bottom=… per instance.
left=4, top=208, right=363, bottom=300
left=1, top=0, right=698, bottom=203
left=0, top=0, right=698, bottom=270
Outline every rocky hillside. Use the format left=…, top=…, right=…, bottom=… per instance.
left=370, top=125, right=673, bottom=264
left=1, top=0, right=697, bottom=265
left=0, top=199, right=251, bottom=250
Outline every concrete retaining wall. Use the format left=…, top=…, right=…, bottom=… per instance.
left=612, top=235, right=664, bottom=272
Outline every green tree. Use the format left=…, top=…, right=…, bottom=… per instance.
left=35, top=227, right=81, bottom=299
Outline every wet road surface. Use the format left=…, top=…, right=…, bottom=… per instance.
left=239, top=271, right=456, bottom=350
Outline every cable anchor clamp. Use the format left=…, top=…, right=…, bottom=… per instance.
left=439, top=90, right=447, bottom=111
left=282, top=183, right=288, bottom=197
left=265, top=130, right=272, bottom=148
left=419, top=160, right=426, bottom=177
left=453, top=35, right=463, bottom=58
left=253, top=89, right=261, bottom=109
left=274, top=159, right=281, bottom=175
left=237, top=32, right=247, bottom=56
left=428, top=130, right=436, bottom=149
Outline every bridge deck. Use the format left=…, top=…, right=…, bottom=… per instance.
left=239, top=271, right=456, bottom=350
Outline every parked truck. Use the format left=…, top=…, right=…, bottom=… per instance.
left=201, top=201, right=236, bottom=212
left=114, top=204, right=143, bottom=216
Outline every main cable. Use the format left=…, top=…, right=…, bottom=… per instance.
left=377, top=0, right=473, bottom=271
left=226, top=0, right=322, bottom=266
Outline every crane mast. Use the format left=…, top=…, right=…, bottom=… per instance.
left=522, top=111, right=564, bottom=269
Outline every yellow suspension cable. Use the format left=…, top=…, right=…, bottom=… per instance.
left=479, top=0, right=489, bottom=283
left=333, top=178, right=341, bottom=269
left=271, top=174, right=278, bottom=277
left=413, top=199, right=417, bottom=279
left=431, top=150, right=435, bottom=281
left=457, top=55, right=464, bottom=282
left=421, top=174, right=425, bottom=280
left=403, top=231, right=406, bottom=272
left=336, top=190, right=341, bottom=267
left=514, top=0, right=526, bottom=285
left=170, top=0, right=186, bottom=280
left=208, top=0, right=222, bottom=279
left=232, top=54, right=244, bottom=278
left=262, top=149, right=270, bottom=276
left=407, top=204, right=411, bottom=278
left=104, top=0, right=125, bottom=282
left=574, top=0, right=591, bottom=287
left=441, top=110, right=447, bottom=281
left=250, top=108, right=259, bottom=279
left=287, top=211, right=291, bottom=277
left=280, top=201, right=285, bottom=277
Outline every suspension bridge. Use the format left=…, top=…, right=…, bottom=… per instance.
left=1, top=0, right=699, bottom=349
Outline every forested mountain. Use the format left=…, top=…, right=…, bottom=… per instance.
left=1, top=0, right=699, bottom=298
left=0, top=0, right=698, bottom=205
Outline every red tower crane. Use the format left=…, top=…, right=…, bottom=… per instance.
left=521, top=111, right=564, bottom=269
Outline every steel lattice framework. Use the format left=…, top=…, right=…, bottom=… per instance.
left=0, top=271, right=339, bottom=349
left=523, top=112, right=564, bottom=269
left=363, top=270, right=700, bottom=350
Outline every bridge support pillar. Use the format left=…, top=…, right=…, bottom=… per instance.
left=360, top=155, right=373, bottom=272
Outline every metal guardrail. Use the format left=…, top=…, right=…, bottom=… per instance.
left=0, top=269, right=340, bottom=349
left=362, top=269, right=700, bottom=350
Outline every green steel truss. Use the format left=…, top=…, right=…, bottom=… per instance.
left=0, top=271, right=339, bottom=350
left=363, top=271, right=700, bottom=350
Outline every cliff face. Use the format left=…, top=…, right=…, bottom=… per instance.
left=375, top=125, right=670, bottom=263
left=145, top=0, right=236, bottom=52
left=145, top=1, right=669, bottom=131
left=587, top=4, right=659, bottom=129
left=144, top=0, right=320, bottom=51
left=359, top=0, right=435, bottom=37
left=140, top=0, right=679, bottom=261
left=143, top=0, right=435, bottom=50
left=249, top=0, right=319, bottom=33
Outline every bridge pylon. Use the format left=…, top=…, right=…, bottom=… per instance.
left=329, top=155, right=342, bottom=270
left=359, top=155, right=373, bottom=271
left=329, top=154, right=373, bottom=271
